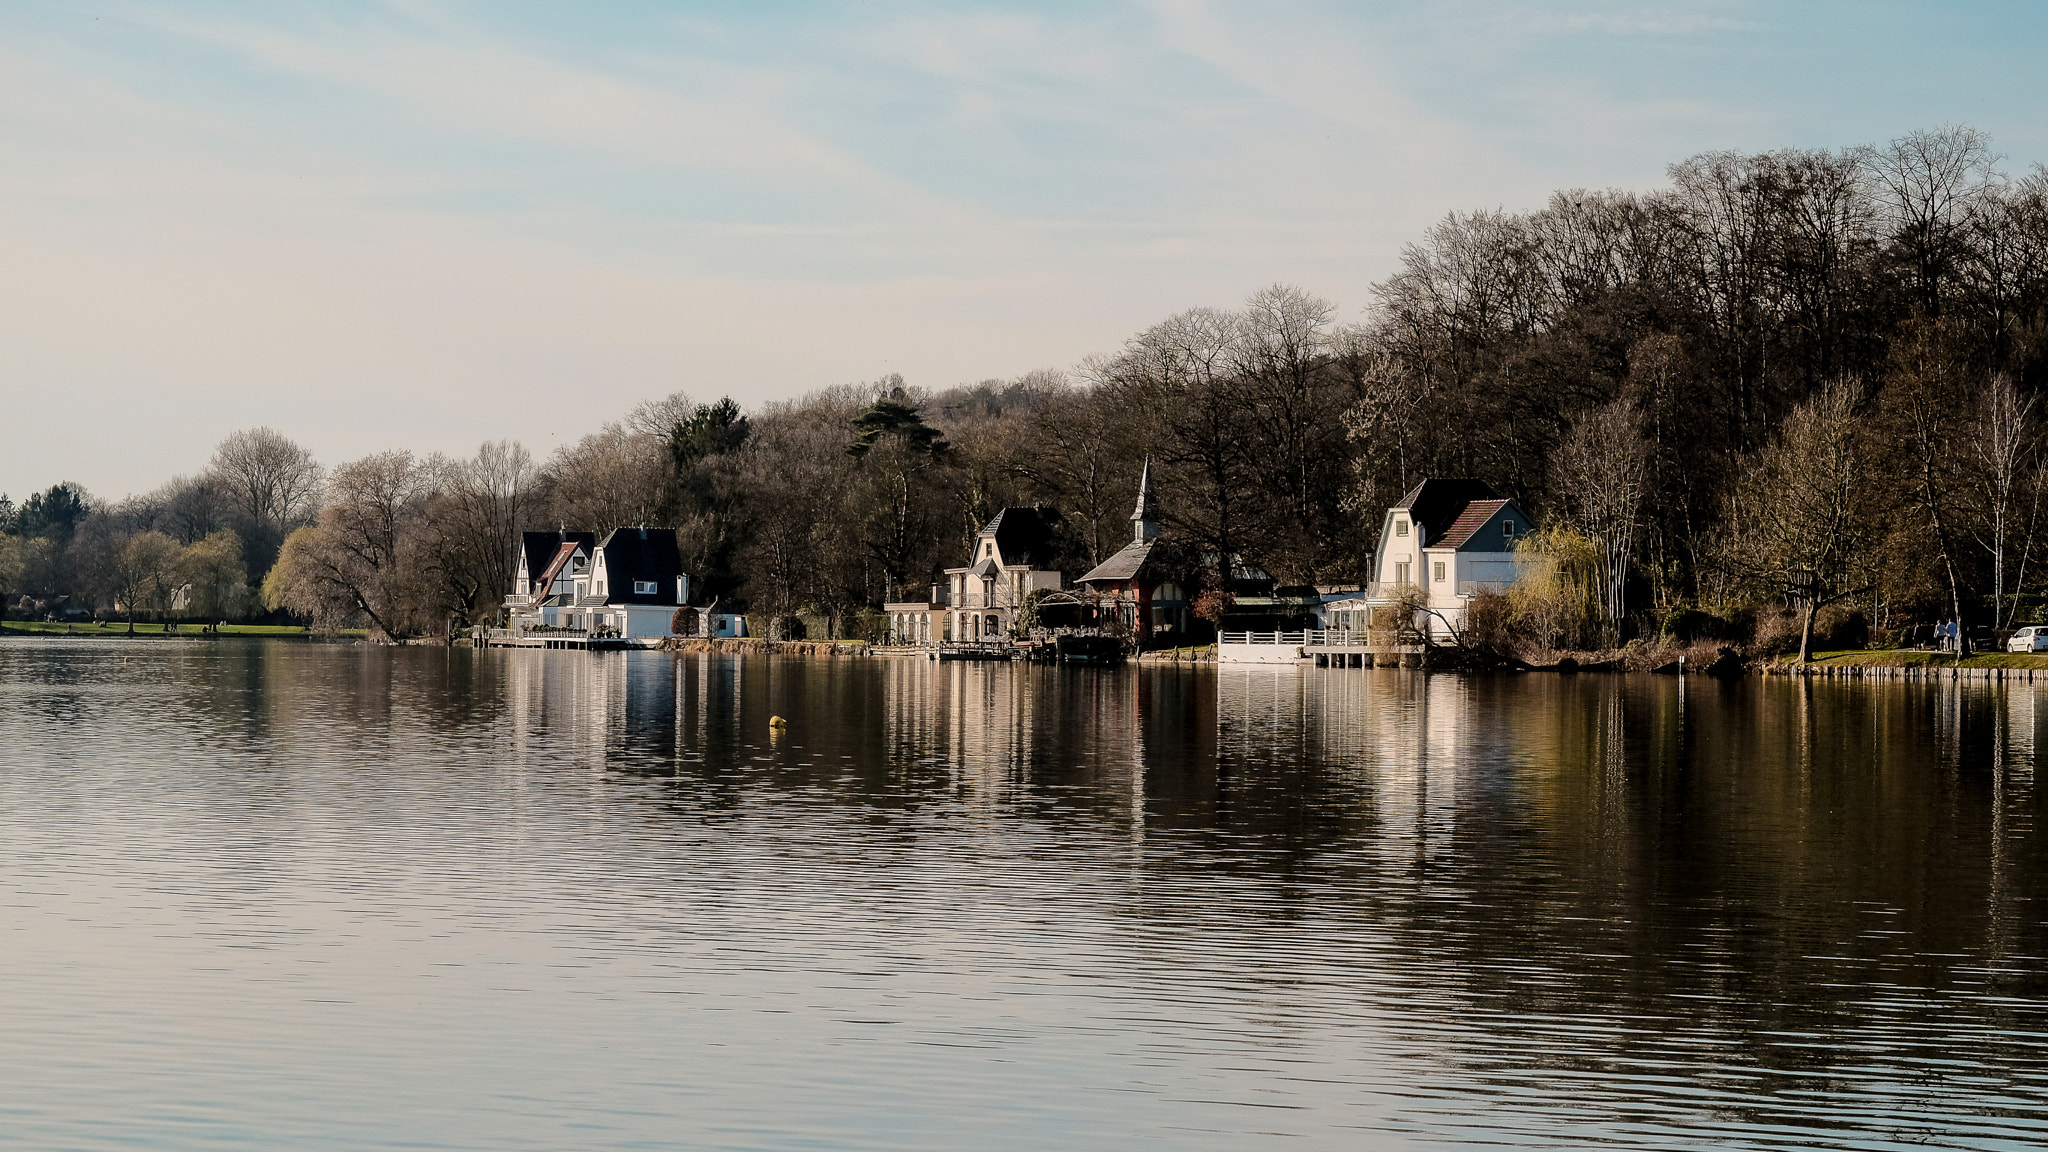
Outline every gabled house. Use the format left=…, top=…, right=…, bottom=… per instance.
left=583, top=526, right=689, bottom=641
left=510, top=530, right=598, bottom=627
left=945, top=506, right=1063, bottom=642
left=1368, top=479, right=1531, bottom=642
left=1077, top=462, right=1192, bottom=645
left=505, top=526, right=688, bottom=644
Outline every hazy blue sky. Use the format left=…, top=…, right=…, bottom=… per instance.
left=5, top=0, right=2046, bottom=501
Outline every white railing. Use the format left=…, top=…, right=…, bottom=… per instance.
left=1221, top=629, right=1409, bottom=646
left=1456, top=580, right=1512, bottom=596
left=1220, top=630, right=1310, bottom=645
left=484, top=624, right=589, bottom=642
left=1220, top=627, right=1433, bottom=647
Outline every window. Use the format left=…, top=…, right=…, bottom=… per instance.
left=1502, top=520, right=1515, bottom=537
left=1433, top=561, right=1446, bottom=582
left=1395, top=561, right=1411, bottom=585
left=1395, top=519, right=1409, bottom=537
left=634, top=580, right=657, bottom=595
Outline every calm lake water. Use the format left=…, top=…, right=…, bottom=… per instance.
left=2, top=639, right=2044, bottom=1150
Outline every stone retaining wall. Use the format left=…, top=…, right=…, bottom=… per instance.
left=658, top=637, right=871, bottom=658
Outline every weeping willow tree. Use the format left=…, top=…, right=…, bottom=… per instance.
left=1509, top=524, right=1604, bottom=650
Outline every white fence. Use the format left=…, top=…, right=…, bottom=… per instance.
left=1218, top=629, right=1373, bottom=646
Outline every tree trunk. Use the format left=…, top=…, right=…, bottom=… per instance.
left=1800, top=595, right=1820, bottom=663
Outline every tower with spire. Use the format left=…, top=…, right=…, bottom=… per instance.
left=1079, top=457, right=1188, bottom=646
left=1131, top=457, right=1160, bottom=542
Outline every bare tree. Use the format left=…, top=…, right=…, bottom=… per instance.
left=264, top=451, right=440, bottom=640
left=626, top=390, right=697, bottom=438
left=209, top=427, right=324, bottom=531
left=1735, top=380, right=1882, bottom=662
left=1859, top=125, right=2004, bottom=315
left=538, top=421, right=668, bottom=536
left=430, top=440, right=538, bottom=623
left=113, top=531, right=182, bottom=634
left=1019, top=383, right=1126, bottom=567
left=1884, top=322, right=1983, bottom=655
left=1972, top=372, right=2041, bottom=629
left=1551, top=399, right=1649, bottom=637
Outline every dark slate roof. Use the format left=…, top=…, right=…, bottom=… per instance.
left=984, top=507, right=1060, bottom=569
left=520, top=530, right=596, bottom=583
left=1393, top=479, right=1499, bottom=547
left=596, top=526, right=685, bottom=606
left=1079, top=539, right=1156, bottom=586
left=1433, top=499, right=1510, bottom=550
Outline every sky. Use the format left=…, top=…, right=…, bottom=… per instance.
left=4, top=0, right=2047, bottom=503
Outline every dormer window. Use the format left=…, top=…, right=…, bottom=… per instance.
left=634, top=580, right=656, bottom=595
left=1395, top=519, right=1409, bottom=537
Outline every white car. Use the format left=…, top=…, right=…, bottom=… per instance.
left=2010, top=626, right=2048, bottom=653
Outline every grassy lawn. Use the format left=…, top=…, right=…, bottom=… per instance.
left=1791, top=648, right=2048, bottom=670
left=1, top=620, right=367, bottom=639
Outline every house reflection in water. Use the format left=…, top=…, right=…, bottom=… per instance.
left=480, top=647, right=2041, bottom=970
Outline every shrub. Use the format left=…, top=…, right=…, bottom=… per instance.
left=1460, top=589, right=1519, bottom=657
left=1508, top=525, right=1604, bottom=649
left=1661, top=606, right=1731, bottom=643
left=1813, top=604, right=1869, bottom=650
left=1750, top=608, right=1804, bottom=656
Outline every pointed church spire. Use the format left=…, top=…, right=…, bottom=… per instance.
left=1131, top=457, right=1160, bottom=542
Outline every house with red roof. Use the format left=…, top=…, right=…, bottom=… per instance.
left=509, top=529, right=598, bottom=629
left=1349, top=479, right=1531, bottom=643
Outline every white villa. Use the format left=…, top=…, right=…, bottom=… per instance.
left=505, top=526, right=693, bottom=645
left=941, top=507, right=1064, bottom=642
left=1358, top=479, right=1531, bottom=642
left=512, top=530, right=598, bottom=628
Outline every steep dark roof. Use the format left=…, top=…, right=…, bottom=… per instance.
left=984, top=506, right=1060, bottom=569
left=520, top=530, right=596, bottom=583
left=1433, top=499, right=1510, bottom=550
left=596, top=526, right=685, bottom=606
left=1394, top=479, right=1500, bottom=547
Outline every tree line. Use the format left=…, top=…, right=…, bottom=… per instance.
left=5, top=126, right=2047, bottom=652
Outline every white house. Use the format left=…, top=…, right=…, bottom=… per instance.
left=510, top=530, right=598, bottom=628
left=1365, top=479, right=1532, bottom=643
left=581, top=526, right=690, bottom=641
left=943, top=507, right=1064, bottom=642
left=506, top=526, right=690, bottom=645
